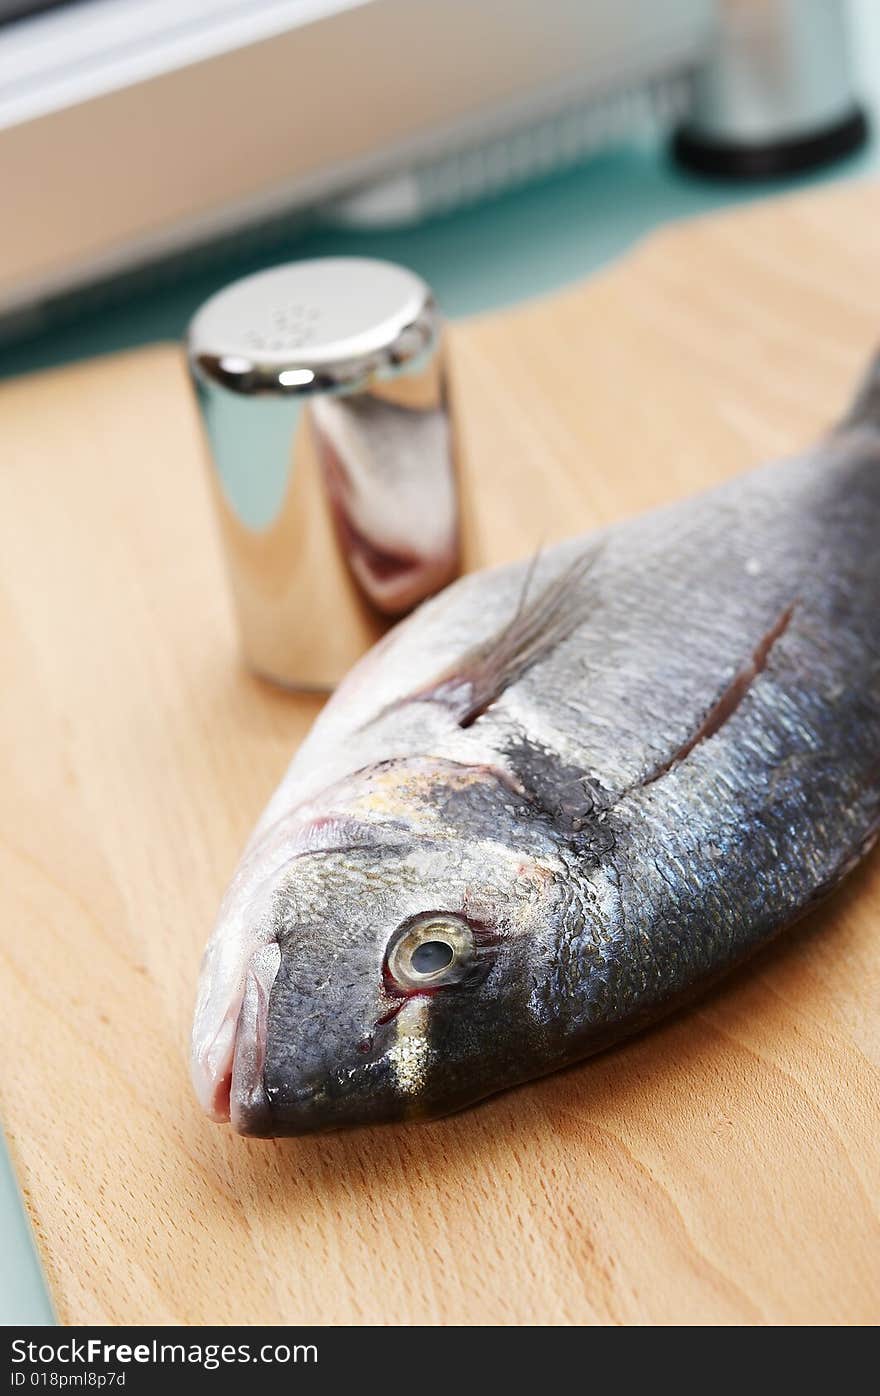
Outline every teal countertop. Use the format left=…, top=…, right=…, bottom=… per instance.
left=3, top=1, right=879, bottom=1326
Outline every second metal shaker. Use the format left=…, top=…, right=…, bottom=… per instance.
left=187, top=257, right=459, bottom=690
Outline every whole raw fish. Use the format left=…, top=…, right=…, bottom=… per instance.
left=192, top=353, right=880, bottom=1136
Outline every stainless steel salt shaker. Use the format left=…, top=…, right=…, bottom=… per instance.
left=187, top=257, right=459, bottom=690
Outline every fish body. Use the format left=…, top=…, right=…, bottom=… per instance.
left=192, top=356, right=880, bottom=1136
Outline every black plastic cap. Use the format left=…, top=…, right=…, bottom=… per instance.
left=672, top=107, right=869, bottom=181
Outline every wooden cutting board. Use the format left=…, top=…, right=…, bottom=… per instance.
left=2, top=179, right=879, bottom=1327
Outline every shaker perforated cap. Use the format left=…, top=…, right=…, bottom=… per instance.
left=187, top=256, right=440, bottom=397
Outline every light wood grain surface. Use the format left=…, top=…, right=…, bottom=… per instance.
left=2, top=179, right=879, bottom=1326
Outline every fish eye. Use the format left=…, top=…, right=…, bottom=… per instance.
left=411, top=939, right=454, bottom=974
left=385, top=915, right=474, bottom=991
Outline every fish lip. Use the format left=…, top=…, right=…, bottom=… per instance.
left=190, top=1018, right=236, bottom=1123
left=228, top=942, right=281, bottom=1137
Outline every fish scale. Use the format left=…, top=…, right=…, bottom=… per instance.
left=191, top=352, right=880, bottom=1135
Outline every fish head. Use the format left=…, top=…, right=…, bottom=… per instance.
left=199, top=759, right=569, bottom=1136
left=260, top=843, right=560, bottom=1135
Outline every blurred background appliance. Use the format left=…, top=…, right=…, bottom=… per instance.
left=0, top=0, right=866, bottom=346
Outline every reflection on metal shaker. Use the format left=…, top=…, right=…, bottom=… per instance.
left=186, top=257, right=459, bottom=690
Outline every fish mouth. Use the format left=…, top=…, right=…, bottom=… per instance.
left=193, top=942, right=281, bottom=1137
left=189, top=809, right=404, bottom=1131
left=214, top=938, right=407, bottom=1138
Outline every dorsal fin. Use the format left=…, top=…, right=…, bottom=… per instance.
left=395, top=541, right=604, bottom=728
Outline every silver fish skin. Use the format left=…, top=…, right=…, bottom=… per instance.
left=191, top=353, right=880, bottom=1136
